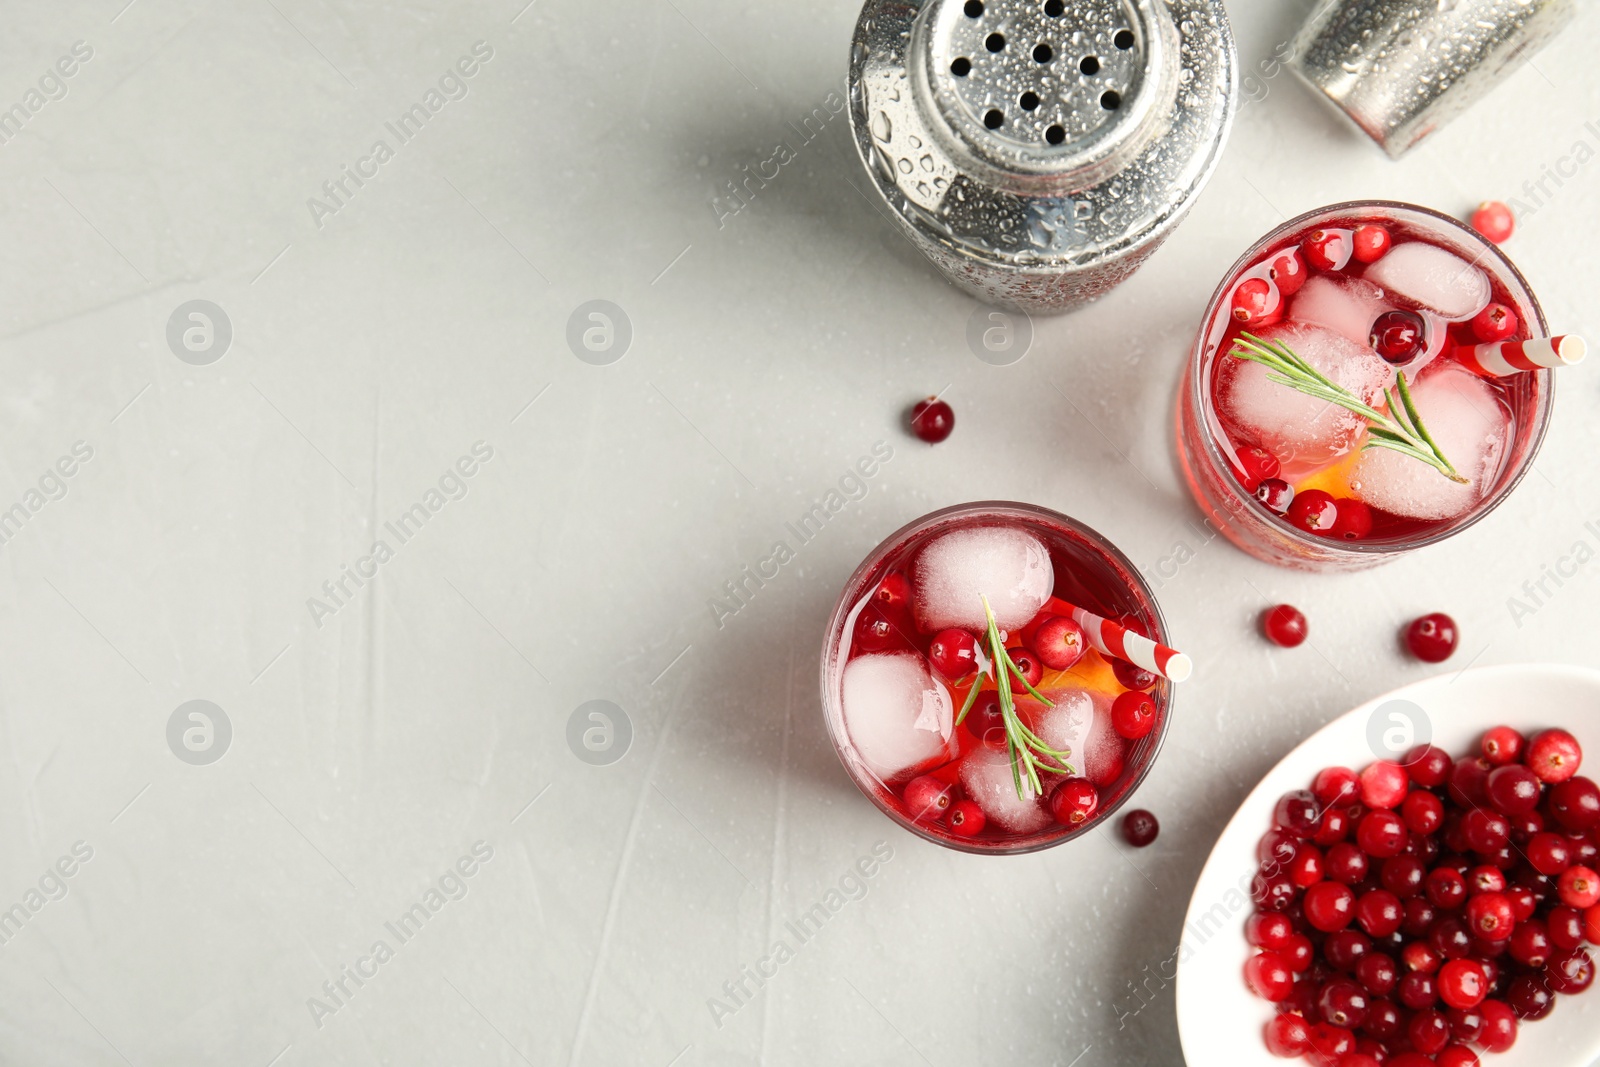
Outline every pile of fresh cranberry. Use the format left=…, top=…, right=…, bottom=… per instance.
left=1244, top=726, right=1598, bottom=1066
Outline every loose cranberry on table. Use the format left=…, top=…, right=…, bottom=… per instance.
left=1404, top=612, right=1458, bottom=662
left=1470, top=200, right=1515, bottom=245
left=1121, top=808, right=1159, bottom=847
left=1261, top=604, right=1308, bottom=648
left=908, top=396, right=954, bottom=443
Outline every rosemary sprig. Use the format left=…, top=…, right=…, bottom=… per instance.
left=1229, top=332, right=1467, bottom=484
left=953, top=596, right=1077, bottom=800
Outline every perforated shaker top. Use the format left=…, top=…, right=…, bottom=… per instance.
left=848, top=0, right=1236, bottom=311
left=930, top=0, right=1147, bottom=165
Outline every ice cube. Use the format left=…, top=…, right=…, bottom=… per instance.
left=913, top=527, right=1052, bottom=633
left=1349, top=366, right=1508, bottom=521
left=1217, top=321, right=1393, bottom=475
left=1083, top=697, right=1126, bottom=786
left=1290, top=275, right=1394, bottom=347
left=1020, top=687, right=1096, bottom=775
left=958, top=744, right=1053, bottom=834
left=1364, top=242, right=1491, bottom=322
left=841, top=653, right=956, bottom=782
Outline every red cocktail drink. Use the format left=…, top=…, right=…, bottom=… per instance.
left=821, top=502, right=1179, bottom=854
left=1177, top=202, right=1555, bottom=570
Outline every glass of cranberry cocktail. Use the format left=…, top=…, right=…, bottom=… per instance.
left=820, top=501, right=1182, bottom=855
left=1176, top=201, right=1556, bottom=571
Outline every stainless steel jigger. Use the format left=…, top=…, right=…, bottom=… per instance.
left=1289, top=0, right=1575, bottom=159
left=847, top=0, right=1237, bottom=314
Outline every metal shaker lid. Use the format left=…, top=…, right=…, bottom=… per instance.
left=849, top=0, right=1235, bottom=282
left=1288, top=0, right=1575, bottom=159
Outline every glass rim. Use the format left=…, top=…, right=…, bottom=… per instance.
left=818, top=499, right=1174, bottom=856
left=1186, top=199, right=1556, bottom=556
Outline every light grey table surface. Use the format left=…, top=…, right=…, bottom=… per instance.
left=2, top=1, right=1597, bottom=1064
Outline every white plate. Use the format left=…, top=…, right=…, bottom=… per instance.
left=1176, top=663, right=1600, bottom=1067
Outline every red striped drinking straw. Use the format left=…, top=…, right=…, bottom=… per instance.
left=1454, top=335, right=1587, bottom=378
left=1061, top=601, right=1193, bottom=684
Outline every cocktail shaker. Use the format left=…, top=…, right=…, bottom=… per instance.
left=1289, top=0, right=1575, bottom=159
left=847, top=0, right=1237, bottom=314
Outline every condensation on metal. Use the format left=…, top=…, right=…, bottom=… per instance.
left=848, top=0, right=1237, bottom=314
left=1289, top=0, right=1575, bottom=160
